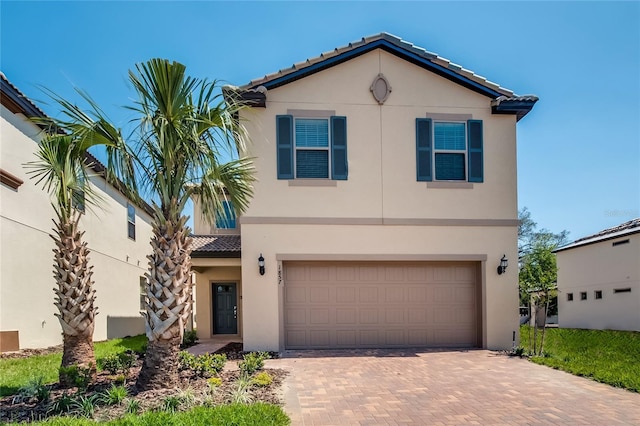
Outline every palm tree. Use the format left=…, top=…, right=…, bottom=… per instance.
left=128, top=59, right=254, bottom=390
left=27, top=101, right=132, bottom=386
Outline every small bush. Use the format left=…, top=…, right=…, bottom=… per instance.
left=181, top=329, right=199, bottom=348
left=70, top=394, right=100, bottom=418
left=58, top=364, right=93, bottom=390
left=14, top=376, right=50, bottom=403
left=125, top=398, right=141, bottom=414
left=161, top=395, right=182, bottom=413
left=178, top=351, right=226, bottom=377
left=98, top=352, right=136, bottom=375
left=230, top=377, right=253, bottom=404
left=100, top=384, right=128, bottom=405
left=252, top=371, right=273, bottom=387
left=207, top=377, right=222, bottom=388
left=47, top=392, right=74, bottom=415
left=239, top=352, right=270, bottom=377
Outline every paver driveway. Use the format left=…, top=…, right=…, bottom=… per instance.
left=266, top=349, right=640, bottom=425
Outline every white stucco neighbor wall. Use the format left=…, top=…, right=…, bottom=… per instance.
left=236, top=49, right=521, bottom=351
left=0, top=103, right=153, bottom=349
left=557, top=233, right=640, bottom=331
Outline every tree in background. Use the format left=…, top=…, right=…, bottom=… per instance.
left=518, top=207, right=569, bottom=355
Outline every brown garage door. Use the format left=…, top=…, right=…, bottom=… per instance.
left=284, top=262, right=480, bottom=349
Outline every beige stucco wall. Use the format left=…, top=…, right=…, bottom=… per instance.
left=0, top=104, right=153, bottom=349
left=234, top=49, right=521, bottom=351
left=557, top=234, right=640, bottom=331
left=192, top=259, right=241, bottom=340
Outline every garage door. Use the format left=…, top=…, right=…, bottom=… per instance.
left=284, top=262, right=480, bottom=349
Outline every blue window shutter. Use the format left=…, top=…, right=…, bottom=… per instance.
left=467, top=119, right=483, bottom=183
left=331, top=116, right=348, bottom=180
left=416, top=118, right=432, bottom=181
left=276, top=115, right=294, bottom=179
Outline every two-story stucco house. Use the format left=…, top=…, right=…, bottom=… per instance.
left=191, top=33, right=538, bottom=351
left=555, top=219, right=640, bottom=331
left=0, top=73, right=153, bottom=351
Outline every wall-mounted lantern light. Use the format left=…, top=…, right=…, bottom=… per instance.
left=258, top=253, right=265, bottom=276
left=497, top=254, right=508, bottom=275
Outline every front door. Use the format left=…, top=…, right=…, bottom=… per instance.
left=213, top=283, right=237, bottom=334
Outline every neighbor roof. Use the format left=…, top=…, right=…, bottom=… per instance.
left=554, top=218, right=640, bottom=252
left=234, top=33, right=537, bottom=120
left=0, top=72, right=154, bottom=217
left=191, top=235, right=241, bottom=258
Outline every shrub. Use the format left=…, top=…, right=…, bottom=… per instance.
left=238, top=352, right=270, bottom=377
left=181, top=329, right=199, bottom=348
left=14, top=376, right=50, bottom=403
left=207, top=377, right=222, bottom=388
left=98, top=352, right=136, bottom=375
left=47, top=392, right=74, bottom=415
left=58, top=364, right=93, bottom=390
left=125, top=398, right=141, bottom=414
left=161, top=395, right=182, bottom=413
left=178, top=351, right=226, bottom=377
left=70, top=394, right=100, bottom=418
left=252, top=371, right=273, bottom=387
left=230, top=377, right=253, bottom=404
left=100, top=384, right=128, bottom=405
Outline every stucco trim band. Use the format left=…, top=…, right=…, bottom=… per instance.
left=425, top=113, right=473, bottom=121
left=240, top=217, right=518, bottom=227
left=427, top=182, right=474, bottom=189
left=288, top=180, right=338, bottom=187
left=276, top=254, right=488, bottom=262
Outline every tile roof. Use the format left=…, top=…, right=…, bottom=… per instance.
left=0, top=72, right=154, bottom=216
left=555, top=218, right=640, bottom=252
left=241, top=32, right=519, bottom=98
left=191, top=235, right=241, bottom=257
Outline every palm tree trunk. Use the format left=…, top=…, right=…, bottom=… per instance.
left=137, top=216, right=193, bottom=391
left=52, top=215, right=97, bottom=386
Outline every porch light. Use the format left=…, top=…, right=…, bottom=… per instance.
left=497, top=255, right=508, bottom=275
left=258, top=254, right=265, bottom=275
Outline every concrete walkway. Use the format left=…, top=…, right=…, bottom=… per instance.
left=266, top=349, right=640, bottom=425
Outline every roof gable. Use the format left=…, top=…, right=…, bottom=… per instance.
left=236, top=33, right=537, bottom=120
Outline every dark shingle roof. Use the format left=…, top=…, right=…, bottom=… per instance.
left=555, top=218, right=640, bottom=252
left=191, top=235, right=241, bottom=258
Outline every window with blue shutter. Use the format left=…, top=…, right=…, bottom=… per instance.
left=417, top=119, right=483, bottom=183
left=276, top=114, right=348, bottom=180
left=215, top=200, right=236, bottom=229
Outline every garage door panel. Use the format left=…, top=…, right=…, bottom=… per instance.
left=336, top=308, right=357, bottom=324
left=336, top=287, right=356, bottom=302
left=284, top=262, right=479, bottom=349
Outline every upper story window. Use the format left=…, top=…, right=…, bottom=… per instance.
left=215, top=200, right=236, bottom=229
left=127, top=203, right=136, bottom=240
left=276, top=114, right=347, bottom=180
left=416, top=118, right=483, bottom=183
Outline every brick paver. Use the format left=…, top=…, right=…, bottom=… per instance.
left=266, top=349, right=640, bottom=425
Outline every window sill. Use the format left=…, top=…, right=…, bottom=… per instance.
left=427, top=182, right=474, bottom=189
left=288, top=179, right=338, bottom=187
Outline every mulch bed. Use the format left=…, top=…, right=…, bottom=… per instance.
left=0, top=343, right=287, bottom=424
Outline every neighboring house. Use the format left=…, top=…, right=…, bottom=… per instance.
left=0, top=73, right=154, bottom=351
left=555, top=219, right=640, bottom=331
left=191, top=33, right=538, bottom=351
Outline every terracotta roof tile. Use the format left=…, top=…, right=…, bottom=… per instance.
left=191, top=235, right=241, bottom=253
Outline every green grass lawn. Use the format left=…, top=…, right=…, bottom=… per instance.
left=520, top=326, right=640, bottom=392
left=4, top=404, right=290, bottom=425
left=0, top=335, right=147, bottom=397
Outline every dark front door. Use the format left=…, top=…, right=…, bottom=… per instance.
left=213, top=283, right=237, bottom=334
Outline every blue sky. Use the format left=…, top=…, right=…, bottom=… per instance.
left=2, top=1, right=638, bottom=241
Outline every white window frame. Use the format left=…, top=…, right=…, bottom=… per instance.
left=139, top=276, right=147, bottom=313
left=433, top=121, right=467, bottom=182
left=127, top=203, right=136, bottom=240
left=293, top=117, right=331, bottom=179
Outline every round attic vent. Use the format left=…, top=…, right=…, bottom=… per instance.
left=370, top=73, right=392, bottom=104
